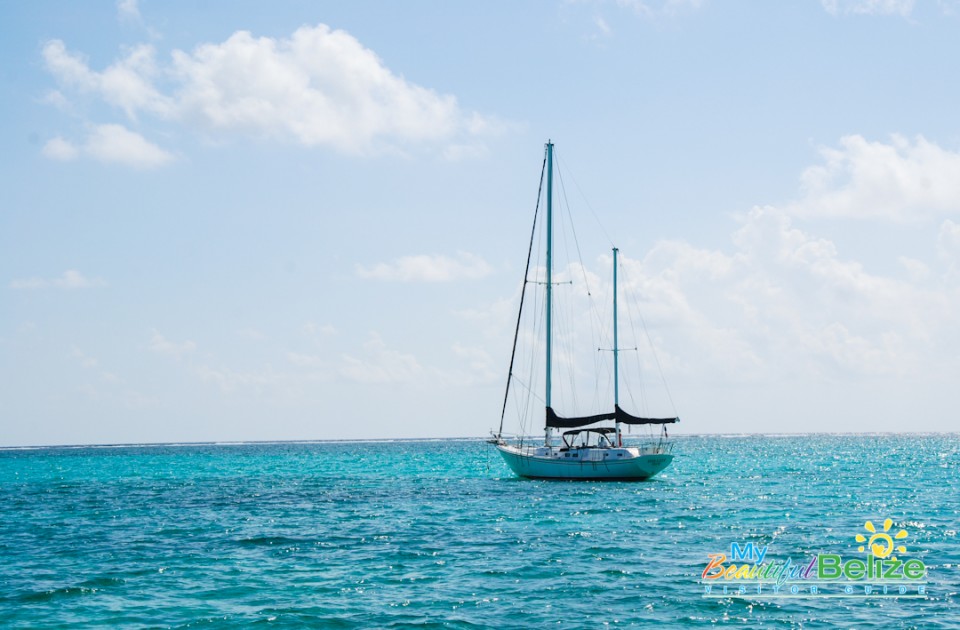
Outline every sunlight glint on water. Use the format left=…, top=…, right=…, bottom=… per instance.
left=0, top=435, right=957, bottom=627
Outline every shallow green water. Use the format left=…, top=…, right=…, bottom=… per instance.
left=1, top=435, right=957, bottom=627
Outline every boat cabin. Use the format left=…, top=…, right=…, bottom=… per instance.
left=561, top=427, right=619, bottom=451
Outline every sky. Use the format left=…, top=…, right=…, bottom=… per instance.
left=3, top=0, right=960, bottom=446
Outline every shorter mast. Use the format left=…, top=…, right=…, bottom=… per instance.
left=613, top=247, right=622, bottom=447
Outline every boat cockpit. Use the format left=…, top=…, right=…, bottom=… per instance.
left=560, top=427, right=619, bottom=451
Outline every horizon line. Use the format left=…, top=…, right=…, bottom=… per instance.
left=2, top=430, right=957, bottom=451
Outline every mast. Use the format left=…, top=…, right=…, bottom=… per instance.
left=545, top=141, right=554, bottom=447
left=613, top=247, right=621, bottom=446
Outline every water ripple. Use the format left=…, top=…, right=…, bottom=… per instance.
left=0, top=435, right=957, bottom=627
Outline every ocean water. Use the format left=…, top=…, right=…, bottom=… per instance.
left=1, top=434, right=957, bottom=628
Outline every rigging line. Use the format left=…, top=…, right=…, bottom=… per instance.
left=512, top=375, right=545, bottom=405
left=521, top=195, right=547, bottom=446
left=562, top=157, right=617, bottom=415
left=554, top=151, right=594, bottom=298
left=554, top=151, right=613, bottom=371
left=556, top=152, right=616, bottom=356
left=625, top=348, right=641, bottom=414
left=555, top=148, right=616, bottom=248
left=620, top=257, right=679, bottom=416
left=521, top=272, right=546, bottom=442
left=619, top=259, right=650, bottom=416
left=517, top=227, right=546, bottom=445
left=559, top=296, right=580, bottom=413
left=499, top=150, right=547, bottom=437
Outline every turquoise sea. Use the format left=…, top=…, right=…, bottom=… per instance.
left=1, top=434, right=957, bottom=628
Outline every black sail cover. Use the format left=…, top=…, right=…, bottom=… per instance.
left=545, top=407, right=615, bottom=428
left=614, top=405, right=679, bottom=425
left=545, top=406, right=678, bottom=428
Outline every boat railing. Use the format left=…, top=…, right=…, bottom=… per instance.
left=629, top=440, right=673, bottom=455
left=490, top=433, right=553, bottom=447
left=495, top=433, right=673, bottom=455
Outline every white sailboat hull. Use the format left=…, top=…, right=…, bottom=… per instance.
left=495, top=443, right=673, bottom=480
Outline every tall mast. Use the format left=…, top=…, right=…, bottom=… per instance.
left=613, top=247, right=620, bottom=407
left=545, top=141, right=554, bottom=447
left=613, top=247, right=621, bottom=446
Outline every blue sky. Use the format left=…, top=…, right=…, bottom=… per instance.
left=3, top=0, right=960, bottom=445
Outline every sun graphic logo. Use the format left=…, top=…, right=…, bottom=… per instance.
left=856, top=518, right=908, bottom=559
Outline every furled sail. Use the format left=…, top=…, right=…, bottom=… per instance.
left=615, top=405, right=678, bottom=425
left=545, top=405, right=678, bottom=428
left=545, top=407, right=615, bottom=428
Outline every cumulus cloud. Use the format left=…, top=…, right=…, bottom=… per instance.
left=43, top=40, right=171, bottom=119
left=42, top=24, right=497, bottom=156
left=41, top=89, right=72, bottom=111
left=356, top=252, right=493, bottom=282
left=41, top=124, right=173, bottom=168
left=616, top=204, right=955, bottom=383
left=897, top=255, right=930, bottom=282
left=789, top=135, right=960, bottom=222
left=478, top=193, right=959, bottom=405
left=85, top=123, right=173, bottom=167
left=117, top=0, right=141, bottom=21
left=42, top=137, right=79, bottom=161
left=9, top=270, right=106, bottom=290
left=937, top=219, right=960, bottom=269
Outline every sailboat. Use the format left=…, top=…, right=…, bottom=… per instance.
left=492, top=141, right=677, bottom=481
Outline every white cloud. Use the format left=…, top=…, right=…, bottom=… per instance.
left=41, top=89, right=72, bottom=111
left=191, top=362, right=332, bottom=398
left=43, top=40, right=172, bottom=119
left=194, top=365, right=269, bottom=393
left=593, top=15, right=612, bottom=37
left=85, top=123, right=173, bottom=168
left=340, top=333, right=423, bottom=384
left=898, top=255, right=930, bottom=281
left=148, top=330, right=196, bottom=358
left=475, top=186, right=959, bottom=406
left=789, top=135, right=960, bottom=222
left=624, top=204, right=953, bottom=381
left=450, top=343, right=499, bottom=385
left=357, top=252, right=493, bottom=282
left=42, top=137, right=79, bottom=161
left=10, top=270, right=105, bottom=290
left=60, top=269, right=99, bottom=288
left=41, top=124, right=174, bottom=169
left=937, top=219, right=960, bottom=269
left=821, top=0, right=915, bottom=15
left=42, top=24, right=498, bottom=156
left=117, top=0, right=141, bottom=21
